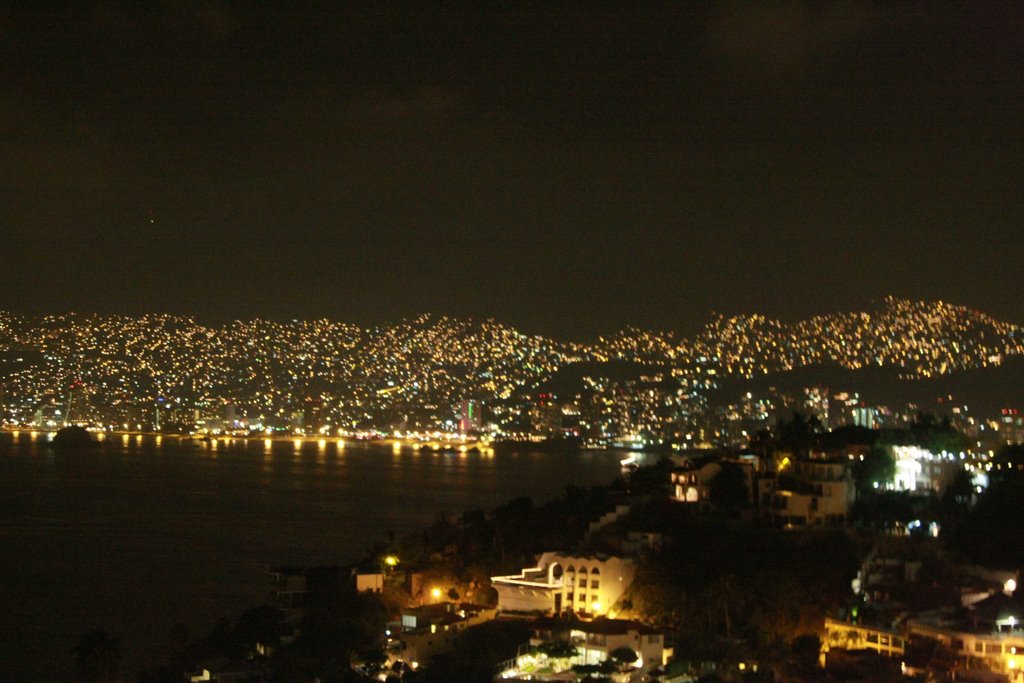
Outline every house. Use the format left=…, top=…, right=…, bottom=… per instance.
left=354, top=570, right=383, bottom=593
left=388, top=602, right=497, bottom=669
left=670, top=461, right=720, bottom=508
left=827, top=578, right=1024, bottom=681
left=548, top=617, right=673, bottom=669
left=188, top=657, right=265, bottom=682
left=760, top=457, right=855, bottom=527
left=496, top=616, right=672, bottom=680
left=821, top=648, right=902, bottom=682
left=268, top=565, right=341, bottom=621
left=822, top=617, right=907, bottom=661
left=491, top=552, right=636, bottom=616
left=903, top=590, right=1024, bottom=681
left=891, top=445, right=965, bottom=495
left=670, top=456, right=757, bottom=510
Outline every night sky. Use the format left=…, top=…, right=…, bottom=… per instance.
left=2, top=2, right=1022, bottom=337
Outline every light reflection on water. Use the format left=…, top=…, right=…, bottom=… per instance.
left=0, top=432, right=633, bottom=680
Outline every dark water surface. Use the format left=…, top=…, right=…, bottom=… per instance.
left=0, top=432, right=628, bottom=681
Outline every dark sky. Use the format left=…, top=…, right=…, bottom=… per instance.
left=2, top=2, right=1022, bottom=337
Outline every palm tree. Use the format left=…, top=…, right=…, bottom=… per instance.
left=711, top=575, right=744, bottom=642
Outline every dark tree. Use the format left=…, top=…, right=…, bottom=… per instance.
left=749, top=428, right=775, bottom=460
left=941, top=468, right=975, bottom=513
left=790, top=634, right=822, bottom=673
left=408, top=620, right=531, bottom=682
left=540, top=640, right=578, bottom=659
left=910, top=412, right=968, bottom=453
left=231, top=604, right=288, bottom=657
left=990, top=444, right=1024, bottom=485
left=710, top=462, right=748, bottom=517
left=73, top=630, right=121, bottom=683
left=609, top=646, right=638, bottom=665
left=776, top=412, right=822, bottom=458
left=852, top=445, right=895, bottom=495
left=625, top=456, right=675, bottom=495
left=950, top=479, right=1024, bottom=568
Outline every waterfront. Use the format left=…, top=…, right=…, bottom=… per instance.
left=0, top=432, right=630, bottom=681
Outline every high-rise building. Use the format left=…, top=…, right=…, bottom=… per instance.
left=458, top=400, right=481, bottom=432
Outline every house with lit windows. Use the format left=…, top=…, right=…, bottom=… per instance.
left=670, top=461, right=720, bottom=508
left=825, top=581, right=1024, bottom=681
left=822, top=617, right=907, bottom=660
left=905, top=591, right=1024, bottom=681
left=535, top=617, right=673, bottom=668
left=494, top=616, right=673, bottom=680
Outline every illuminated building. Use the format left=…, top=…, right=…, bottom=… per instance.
left=529, top=393, right=564, bottom=437
left=904, top=591, right=1024, bottom=681
left=823, top=617, right=906, bottom=660
left=457, top=399, right=481, bottom=432
left=852, top=406, right=877, bottom=429
left=670, top=456, right=758, bottom=510
left=891, top=445, right=965, bottom=496
left=493, top=616, right=672, bottom=678
left=491, top=552, right=635, bottom=617
left=1000, top=408, right=1024, bottom=444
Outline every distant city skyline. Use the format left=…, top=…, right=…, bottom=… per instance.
left=3, top=298, right=1021, bottom=438
left=2, top=4, right=1021, bottom=336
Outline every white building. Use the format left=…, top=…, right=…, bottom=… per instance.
left=557, top=618, right=673, bottom=669
left=891, top=445, right=965, bottom=495
left=492, top=552, right=636, bottom=616
left=496, top=617, right=673, bottom=680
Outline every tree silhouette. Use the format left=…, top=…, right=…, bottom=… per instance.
left=950, top=479, right=1024, bottom=568
left=710, top=462, right=748, bottom=517
left=712, top=575, right=743, bottom=641
left=941, top=468, right=975, bottom=513
left=990, top=444, right=1024, bottom=485
left=776, top=412, right=822, bottom=458
left=73, top=630, right=121, bottom=683
left=852, top=446, right=895, bottom=495
left=910, top=411, right=967, bottom=453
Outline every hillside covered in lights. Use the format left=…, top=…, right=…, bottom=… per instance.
left=0, top=298, right=1020, bottom=432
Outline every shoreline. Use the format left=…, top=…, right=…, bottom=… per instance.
left=0, top=427, right=672, bottom=457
